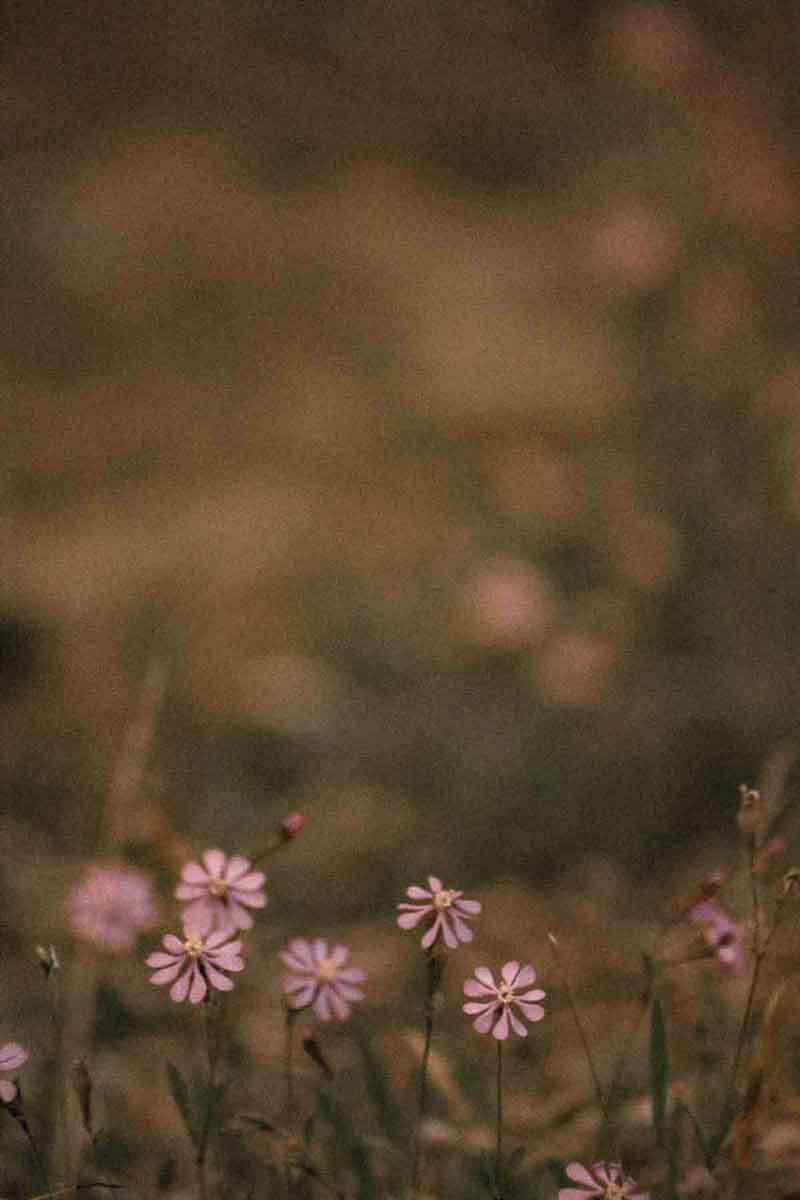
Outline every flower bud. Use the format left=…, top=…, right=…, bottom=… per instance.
left=280, top=812, right=306, bottom=841
left=737, top=784, right=760, bottom=840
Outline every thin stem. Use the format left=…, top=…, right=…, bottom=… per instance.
left=547, top=934, right=609, bottom=1122
left=410, top=953, right=444, bottom=1199
left=19, top=1112, right=50, bottom=1189
left=285, top=1004, right=297, bottom=1130
left=495, top=1040, right=503, bottom=1200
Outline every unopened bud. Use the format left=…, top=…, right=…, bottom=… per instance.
left=300, top=1026, right=333, bottom=1078
left=71, top=1058, right=93, bottom=1138
left=737, top=784, right=760, bottom=839
left=35, top=944, right=60, bottom=977
left=699, top=871, right=725, bottom=898
left=280, top=812, right=306, bottom=841
left=781, top=868, right=800, bottom=896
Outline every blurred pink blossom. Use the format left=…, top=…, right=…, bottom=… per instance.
left=397, top=877, right=481, bottom=950
left=589, top=204, right=676, bottom=292
left=280, top=811, right=306, bottom=841
left=175, top=849, right=267, bottom=936
left=0, top=1042, right=29, bottom=1105
left=280, top=937, right=366, bottom=1021
left=68, top=864, right=157, bottom=954
left=463, top=961, right=545, bottom=1040
left=689, top=898, right=745, bottom=974
left=559, top=1159, right=649, bottom=1199
left=146, top=928, right=244, bottom=1004
left=465, top=560, right=555, bottom=647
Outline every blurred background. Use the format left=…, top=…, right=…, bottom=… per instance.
left=4, top=0, right=800, bottom=1187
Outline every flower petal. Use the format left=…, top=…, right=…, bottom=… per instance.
left=405, top=886, right=432, bottom=900
left=472, top=1009, right=495, bottom=1034
left=180, top=862, right=211, bottom=885
left=397, top=909, right=429, bottom=930
left=0, top=1043, right=28, bottom=1071
left=151, top=962, right=184, bottom=986
left=427, top=876, right=443, bottom=893
left=474, top=967, right=496, bottom=989
left=492, top=1008, right=510, bottom=1040
left=513, top=964, right=536, bottom=989
left=464, top=978, right=496, bottom=998
left=202, top=849, right=227, bottom=879
left=501, top=961, right=520, bottom=986
left=0, top=1080, right=17, bottom=1103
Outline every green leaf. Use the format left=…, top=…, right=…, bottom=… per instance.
left=650, top=995, right=669, bottom=1149
left=165, top=1061, right=197, bottom=1150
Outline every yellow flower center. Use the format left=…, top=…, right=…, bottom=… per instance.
left=317, top=957, right=339, bottom=982
left=497, top=982, right=514, bottom=1005
left=184, top=935, right=205, bottom=958
left=209, top=878, right=229, bottom=899
left=433, top=889, right=456, bottom=910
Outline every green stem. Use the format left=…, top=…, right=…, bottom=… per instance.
left=285, top=1005, right=297, bottom=1130
left=410, top=953, right=444, bottom=1198
left=495, top=1040, right=503, bottom=1200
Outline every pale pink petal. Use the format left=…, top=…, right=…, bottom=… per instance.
left=287, top=938, right=315, bottom=965
left=285, top=982, right=316, bottom=1008
left=512, top=964, right=536, bottom=989
left=232, top=889, right=267, bottom=909
left=421, top=915, right=444, bottom=949
left=202, top=849, right=227, bottom=878
left=280, top=949, right=313, bottom=972
left=558, top=1190, right=597, bottom=1199
left=226, top=900, right=255, bottom=931
left=208, top=940, right=244, bottom=969
left=146, top=951, right=181, bottom=969
left=327, top=988, right=349, bottom=1020
left=314, top=989, right=331, bottom=1021
left=454, top=899, right=482, bottom=915
left=224, top=855, right=253, bottom=882
left=163, top=934, right=186, bottom=954
left=427, top=876, right=443, bottom=892
left=566, top=1163, right=603, bottom=1187
left=0, top=1080, right=17, bottom=1104
left=150, top=962, right=184, bottom=985
left=516, top=1001, right=545, bottom=1022
left=204, top=929, right=233, bottom=951
left=188, top=967, right=207, bottom=1004
left=449, top=912, right=474, bottom=943
left=516, top=988, right=546, bottom=1003
left=337, top=982, right=365, bottom=1002
left=181, top=862, right=211, bottom=884
left=473, top=1008, right=495, bottom=1034
left=492, top=1008, right=510, bottom=1040
left=175, top=882, right=209, bottom=900
left=440, top=916, right=458, bottom=949
left=311, top=938, right=328, bottom=965
left=0, top=1044, right=28, bottom=1071
left=204, top=962, right=235, bottom=991
left=397, top=909, right=429, bottom=930
left=501, top=961, right=520, bottom=986
left=464, top=1001, right=495, bottom=1016
left=507, top=1008, right=528, bottom=1037
left=406, top=886, right=433, bottom=900
left=170, top=971, right=192, bottom=1003
left=474, top=967, right=496, bottom=989
left=336, top=966, right=366, bottom=983
left=328, top=945, right=348, bottom=966
left=464, top=978, right=496, bottom=998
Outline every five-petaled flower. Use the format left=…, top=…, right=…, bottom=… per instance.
left=68, top=864, right=157, bottom=954
left=463, top=961, right=545, bottom=1039
left=558, top=1160, right=649, bottom=1199
left=146, top=928, right=244, bottom=1004
left=280, top=937, right=366, bottom=1021
left=0, top=1042, right=29, bottom=1104
left=397, top=877, right=481, bottom=950
left=688, top=897, right=745, bottom=975
left=175, top=849, right=267, bottom=937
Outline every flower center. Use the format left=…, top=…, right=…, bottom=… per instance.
left=183, top=935, right=205, bottom=958
left=209, top=878, right=229, bottom=899
left=317, top=957, right=339, bottom=982
left=604, top=1185, right=625, bottom=1200
left=433, top=889, right=456, bottom=909
left=497, top=982, right=514, bottom=1005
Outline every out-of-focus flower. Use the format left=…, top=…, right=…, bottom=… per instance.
left=464, top=560, right=555, bottom=648
left=0, top=1043, right=29, bottom=1105
left=146, top=929, right=244, bottom=1004
left=280, top=938, right=365, bottom=1021
left=69, top=864, right=157, bottom=954
left=175, top=849, right=267, bottom=937
left=397, top=877, right=481, bottom=950
left=463, top=961, right=545, bottom=1040
left=280, top=812, right=306, bottom=841
left=559, top=1160, right=649, bottom=1198
left=689, top=898, right=745, bottom=974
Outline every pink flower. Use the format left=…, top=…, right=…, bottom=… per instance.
left=397, top=877, right=481, bottom=950
left=689, top=898, right=745, bottom=974
left=68, top=864, right=157, bottom=954
left=463, top=961, right=546, bottom=1040
left=280, top=811, right=306, bottom=841
left=280, top=938, right=366, bottom=1021
left=0, top=1042, right=29, bottom=1105
left=559, top=1160, right=649, bottom=1199
left=175, top=849, right=267, bottom=937
left=146, top=928, right=244, bottom=1004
